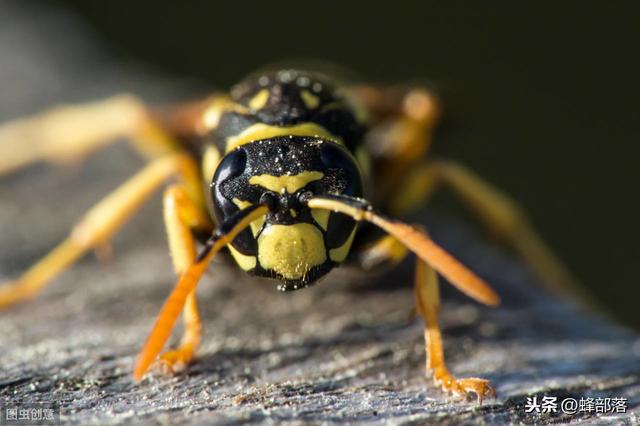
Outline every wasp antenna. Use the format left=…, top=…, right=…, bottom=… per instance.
left=305, top=194, right=500, bottom=306
left=133, top=204, right=269, bottom=381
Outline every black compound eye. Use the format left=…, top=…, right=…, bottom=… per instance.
left=319, top=142, right=363, bottom=197
left=212, top=148, right=247, bottom=187
left=211, top=149, right=247, bottom=219
left=211, top=149, right=258, bottom=255
left=319, top=143, right=363, bottom=249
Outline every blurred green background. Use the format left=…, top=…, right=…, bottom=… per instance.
left=54, top=1, right=639, bottom=328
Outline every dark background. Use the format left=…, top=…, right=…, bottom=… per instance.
left=51, top=1, right=639, bottom=328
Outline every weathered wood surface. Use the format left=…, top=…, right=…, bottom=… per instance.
left=0, top=1, right=639, bottom=424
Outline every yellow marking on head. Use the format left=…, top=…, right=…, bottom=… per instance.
left=258, top=224, right=326, bottom=280
left=354, top=145, right=371, bottom=178
left=202, top=99, right=225, bottom=129
left=329, top=226, right=358, bottom=262
left=289, top=209, right=297, bottom=218
left=225, top=123, right=343, bottom=152
left=318, top=100, right=345, bottom=113
left=232, top=199, right=265, bottom=237
left=228, top=245, right=257, bottom=271
left=248, top=89, right=270, bottom=110
left=311, top=209, right=330, bottom=230
left=201, top=145, right=221, bottom=182
left=202, top=97, right=249, bottom=130
left=249, top=171, right=323, bottom=194
left=300, top=90, right=320, bottom=109
left=233, top=198, right=252, bottom=210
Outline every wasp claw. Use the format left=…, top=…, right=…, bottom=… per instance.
left=433, top=368, right=496, bottom=404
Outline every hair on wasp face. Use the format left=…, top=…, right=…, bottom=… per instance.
left=210, top=135, right=363, bottom=290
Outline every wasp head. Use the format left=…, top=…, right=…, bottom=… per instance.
left=211, top=136, right=363, bottom=290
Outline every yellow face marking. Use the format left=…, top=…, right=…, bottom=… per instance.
left=249, top=171, right=323, bottom=194
left=201, top=145, right=221, bottom=182
left=202, top=97, right=249, bottom=130
left=248, top=89, right=270, bottom=110
left=311, top=209, right=330, bottom=230
left=232, top=198, right=265, bottom=237
left=258, top=224, right=326, bottom=280
left=228, top=245, right=257, bottom=270
left=289, top=209, right=297, bottom=218
left=225, top=123, right=343, bottom=152
left=329, top=225, right=358, bottom=262
left=300, top=90, right=320, bottom=109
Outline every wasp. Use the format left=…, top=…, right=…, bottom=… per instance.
left=0, top=68, right=575, bottom=403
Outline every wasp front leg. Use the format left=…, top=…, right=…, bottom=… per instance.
left=154, top=185, right=213, bottom=374
left=355, top=232, right=495, bottom=402
left=414, top=259, right=495, bottom=403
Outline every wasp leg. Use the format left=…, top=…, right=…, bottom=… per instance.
left=134, top=204, right=269, bottom=380
left=354, top=85, right=440, bottom=161
left=154, top=185, right=212, bottom=374
left=415, top=258, right=495, bottom=403
left=352, top=223, right=495, bottom=402
left=358, top=234, right=408, bottom=270
left=354, top=85, right=440, bottom=197
left=0, top=95, right=181, bottom=176
left=0, top=153, right=201, bottom=309
left=307, top=195, right=498, bottom=401
left=356, top=233, right=419, bottom=320
left=388, top=159, right=579, bottom=297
